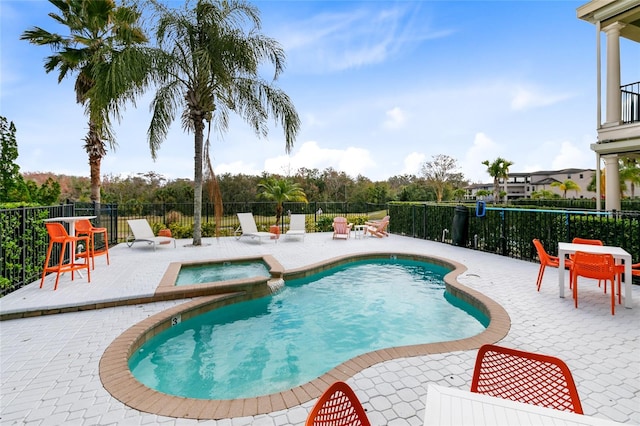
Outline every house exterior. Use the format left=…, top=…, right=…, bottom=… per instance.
left=465, top=168, right=597, bottom=201
left=577, top=1, right=640, bottom=211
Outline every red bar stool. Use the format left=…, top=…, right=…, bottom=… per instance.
left=40, top=222, right=91, bottom=290
left=75, top=219, right=110, bottom=269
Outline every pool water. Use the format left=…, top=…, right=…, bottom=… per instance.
left=175, top=261, right=270, bottom=285
left=129, top=259, right=488, bottom=399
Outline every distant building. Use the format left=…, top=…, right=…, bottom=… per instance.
left=465, top=168, right=597, bottom=200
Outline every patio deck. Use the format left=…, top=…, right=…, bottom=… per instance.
left=1, top=233, right=638, bottom=425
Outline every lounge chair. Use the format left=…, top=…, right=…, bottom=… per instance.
left=234, top=212, right=277, bottom=243
left=364, top=216, right=389, bottom=238
left=126, top=219, right=176, bottom=250
left=285, top=214, right=306, bottom=241
left=332, top=217, right=351, bottom=240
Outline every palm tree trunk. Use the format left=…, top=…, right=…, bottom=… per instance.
left=192, top=119, right=204, bottom=246
left=89, top=156, right=101, bottom=203
left=85, top=121, right=105, bottom=204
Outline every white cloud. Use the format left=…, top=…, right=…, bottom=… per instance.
left=383, top=107, right=407, bottom=129
left=276, top=3, right=451, bottom=73
left=260, top=141, right=376, bottom=178
left=551, top=141, right=593, bottom=170
left=401, top=152, right=425, bottom=176
left=510, top=86, right=573, bottom=111
left=461, top=133, right=500, bottom=183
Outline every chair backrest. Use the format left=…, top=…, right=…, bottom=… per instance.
left=289, top=214, right=306, bottom=231
left=237, top=213, right=259, bottom=234
left=127, top=219, right=156, bottom=239
left=375, top=217, right=389, bottom=231
left=75, top=219, right=93, bottom=234
left=45, top=222, right=70, bottom=241
left=333, top=217, right=349, bottom=234
left=572, top=237, right=603, bottom=246
left=532, top=239, right=552, bottom=264
left=471, top=344, right=583, bottom=414
left=572, top=251, right=615, bottom=280
left=305, top=381, right=371, bottom=426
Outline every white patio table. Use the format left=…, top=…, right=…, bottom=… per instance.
left=558, top=242, right=633, bottom=309
left=423, top=384, right=623, bottom=426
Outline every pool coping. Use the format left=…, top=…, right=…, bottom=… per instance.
left=99, top=252, right=511, bottom=419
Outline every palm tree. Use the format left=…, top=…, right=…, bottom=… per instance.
left=146, top=0, right=300, bottom=245
left=620, top=157, right=640, bottom=198
left=551, top=179, right=581, bottom=198
left=21, top=0, right=149, bottom=205
left=482, top=157, right=513, bottom=204
left=258, top=177, right=308, bottom=226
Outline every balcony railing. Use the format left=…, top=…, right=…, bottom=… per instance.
left=621, top=81, right=640, bottom=124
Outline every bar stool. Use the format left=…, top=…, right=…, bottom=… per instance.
left=40, top=222, right=91, bottom=290
left=75, top=219, right=110, bottom=269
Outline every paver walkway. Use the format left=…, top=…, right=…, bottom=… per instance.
left=1, top=233, right=639, bottom=425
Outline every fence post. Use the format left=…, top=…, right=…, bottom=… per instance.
left=21, top=206, right=26, bottom=287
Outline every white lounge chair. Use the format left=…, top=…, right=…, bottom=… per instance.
left=234, top=213, right=277, bottom=243
left=126, top=219, right=176, bottom=250
left=285, top=214, right=306, bottom=241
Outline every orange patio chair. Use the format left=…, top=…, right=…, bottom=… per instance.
left=572, top=237, right=603, bottom=246
left=305, top=381, right=371, bottom=426
left=611, top=261, right=639, bottom=306
left=40, top=222, right=91, bottom=290
left=532, top=239, right=572, bottom=291
left=76, top=219, right=110, bottom=269
left=571, top=237, right=607, bottom=289
left=471, top=344, right=583, bottom=414
left=571, top=251, right=617, bottom=315
left=332, top=217, right=352, bottom=240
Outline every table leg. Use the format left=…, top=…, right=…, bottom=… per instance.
left=558, top=250, right=566, bottom=298
left=624, top=257, right=632, bottom=309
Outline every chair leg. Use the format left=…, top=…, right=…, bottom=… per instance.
left=536, top=265, right=545, bottom=291
left=573, top=275, right=579, bottom=308
left=610, top=278, right=615, bottom=315
left=53, top=242, right=67, bottom=291
left=40, top=241, right=55, bottom=288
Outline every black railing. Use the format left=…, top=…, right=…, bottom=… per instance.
left=621, top=81, right=640, bottom=124
left=2, top=201, right=639, bottom=297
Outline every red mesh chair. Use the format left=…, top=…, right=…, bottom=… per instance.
left=571, top=251, right=617, bottom=315
left=306, top=381, right=371, bottom=426
left=572, top=237, right=603, bottom=246
left=571, top=238, right=606, bottom=291
left=76, top=219, right=110, bottom=269
left=532, top=239, right=572, bottom=291
left=471, top=344, right=583, bottom=414
left=610, top=262, right=639, bottom=306
left=40, top=222, right=91, bottom=290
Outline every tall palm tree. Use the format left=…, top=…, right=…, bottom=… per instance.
left=482, top=157, right=513, bottom=204
left=551, top=179, right=581, bottom=198
left=21, top=0, right=149, bottom=205
left=258, top=177, right=308, bottom=226
left=146, top=0, right=300, bottom=245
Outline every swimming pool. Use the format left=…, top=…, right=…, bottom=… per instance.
left=100, top=252, right=509, bottom=419
left=175, top=260, right=270, bottom=286
left=129, top=258, right=487, bottom=399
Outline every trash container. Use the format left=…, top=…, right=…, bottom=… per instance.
left=451, top=205, right=469, bottom=247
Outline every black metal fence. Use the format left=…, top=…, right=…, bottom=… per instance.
left=2, top=201, right=639, bottom=297
left=388, top=203, right=640, bottom=263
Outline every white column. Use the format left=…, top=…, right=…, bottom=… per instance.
left=604, top=22, right=624, bottom=125
left=603, top=154, right=621, bottom=211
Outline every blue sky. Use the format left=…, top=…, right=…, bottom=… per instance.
left=1, top=1, right=639, bottom=184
